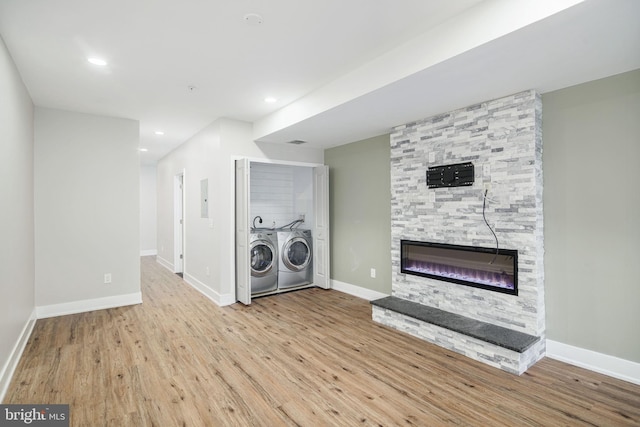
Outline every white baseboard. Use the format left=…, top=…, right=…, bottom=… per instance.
left=0, top=309, right=37, bottom=402
left=546, top=339, right=640, bottom=385
left=156, top=255, right=174, bottom=272
left=331, top=279, right=389, bottom=301
left=184, top=273, right=234, bottom=307
left=219, top=293, right=236, bottom=306
left=140, top=249, right=157, bottom=256
left=36, top=292, right=143, bottom=319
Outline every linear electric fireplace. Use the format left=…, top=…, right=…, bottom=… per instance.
left=401, top=240, right=518, bottom=295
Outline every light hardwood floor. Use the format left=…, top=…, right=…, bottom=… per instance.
left=4, top=256, right=640, bottom=426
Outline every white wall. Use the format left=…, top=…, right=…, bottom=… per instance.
left=156, top=118, right=323, bottom=305
left=34, top=108, right=141, bottom=315
left=292, top=166, right=314, bottom=228
left=250, top=163, right=314, bottom=230
left=251, top=163, right=296, bottom=228
left=0, top=35, right=35, bottom=398
left=140, top=165, right=157, bottom=255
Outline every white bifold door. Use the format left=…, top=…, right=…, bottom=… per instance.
left=312, top=165, right=330, bottom=289
left=234, top=160, right=330, bottom=305
left=235, top=158, right=251, bottom=305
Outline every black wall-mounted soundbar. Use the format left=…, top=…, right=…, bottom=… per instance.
left=426, top=162, right=475, bottom=188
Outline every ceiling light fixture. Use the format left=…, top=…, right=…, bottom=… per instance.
left=264, top=97, right=277, bottom=103
left=243, top=13, right=264, bottom=25
left=139, top=148, right=149, bottom=152
left=87, top=57, right=107, bottom=66
left=154, top=131, right=165, bottom=135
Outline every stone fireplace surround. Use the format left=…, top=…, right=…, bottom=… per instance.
left=372, top=90, right=545, bottom=375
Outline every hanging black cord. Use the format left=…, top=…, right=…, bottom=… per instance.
left=483, top=188, right=499, bottom=264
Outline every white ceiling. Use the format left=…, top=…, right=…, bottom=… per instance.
left=1, top=0, right=638, bottom=164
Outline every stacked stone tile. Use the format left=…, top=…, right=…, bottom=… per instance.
left=374, top=90, right=545, bottom=374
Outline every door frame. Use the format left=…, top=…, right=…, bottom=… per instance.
left=174, top=170, right=185, bottom=274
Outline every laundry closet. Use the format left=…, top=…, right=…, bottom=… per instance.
left=235, top=159, right=330, bottom=304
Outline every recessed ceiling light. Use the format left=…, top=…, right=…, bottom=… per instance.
left=154, top=131, right=165, bottom=135
left=139, top=148, right=149, bottom=152
left=87, top=57, right=107, bottom=66
left=264, top=97, right=277, bottom=103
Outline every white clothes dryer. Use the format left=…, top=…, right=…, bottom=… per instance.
left=250, top=231, right=278, bottom=295
left=277, top=229, right=313, bottom=289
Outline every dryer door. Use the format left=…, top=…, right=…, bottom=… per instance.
left=282, top=237, right=311, bottom=272
left=251, top=240, right=276, bottom=277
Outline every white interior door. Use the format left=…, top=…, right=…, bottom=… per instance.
left=235, top=159, right=251, bottom=304
left=174, top=172, right=184, bottom=273
left=313, top=165, right=330, bottom=289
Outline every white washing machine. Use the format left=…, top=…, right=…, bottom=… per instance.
left=277, top=229, right=313, bottom=289
left=250, top=231, right=278, bottom=295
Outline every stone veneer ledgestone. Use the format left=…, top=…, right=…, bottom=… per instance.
left=371, top=296, right=540, bottom=352
left=372, top=305, right=546, bottom=375
left=380, top=90, right=545, bottom=374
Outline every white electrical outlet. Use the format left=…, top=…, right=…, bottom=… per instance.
left=104, top=273, right=112, bottom=284
left=483, top=182, right=491, bottom=192
left=370, top=268, right=376, bottom=278
left=299, top=214, right=305, bottom=222
left=483, top=163, right=491, bottom=177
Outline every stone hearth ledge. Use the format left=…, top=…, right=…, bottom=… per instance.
left=371, top=296, right=539, bottom=353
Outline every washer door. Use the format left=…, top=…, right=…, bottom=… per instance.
left=282, top=237, right=311, bottom=272
left=250, top=240, right=275, bottom=277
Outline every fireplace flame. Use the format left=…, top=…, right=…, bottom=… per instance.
left=406, top=261, right=515, bottom=290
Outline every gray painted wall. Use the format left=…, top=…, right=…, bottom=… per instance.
left=325, top=134, right=391, bottom=294
left=0, top=35, right=35, bottom=393
left=543, top=69, right=640, bottom=363
left=34, top=108, right=141, bottom=307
